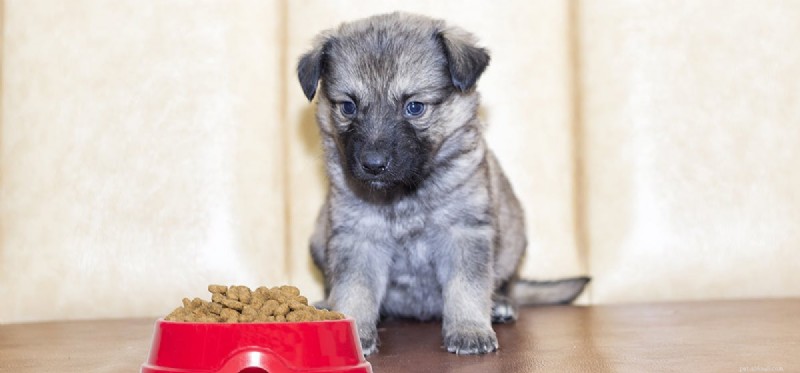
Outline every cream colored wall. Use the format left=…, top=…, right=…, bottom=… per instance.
left=581, top=1, right=800, bottom=303
left=1, top=1, right=798, bottom=323
left=0, top=0, right=289, bottom=322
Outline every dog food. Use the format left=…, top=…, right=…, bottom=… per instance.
left=165, top=285, right=345, bottom=323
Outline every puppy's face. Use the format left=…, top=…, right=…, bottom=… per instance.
left=298, top=13, right=489, bottom=191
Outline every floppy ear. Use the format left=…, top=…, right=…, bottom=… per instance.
left=297, top=38, right=330, bottom=101
left=437, top=28, right=491, bottom=92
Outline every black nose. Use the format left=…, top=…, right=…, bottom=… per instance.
left=360, top=150, right=389, bottom=175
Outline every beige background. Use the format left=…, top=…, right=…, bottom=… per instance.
left=1, top=0, right=798, bottom=323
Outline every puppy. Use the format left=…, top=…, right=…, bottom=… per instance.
left=297, top=12, right=589, bottom=355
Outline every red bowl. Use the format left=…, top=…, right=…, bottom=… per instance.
left=141, top=318, right=372, bottom=373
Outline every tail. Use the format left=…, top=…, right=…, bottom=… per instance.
left=510, top=276, right=591, bottom=305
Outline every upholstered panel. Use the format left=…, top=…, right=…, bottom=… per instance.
left=580, top=1, right=800, bottom=303
left=0, top=0, right=287, bottom=322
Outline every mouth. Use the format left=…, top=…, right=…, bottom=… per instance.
left=349, top=172, right=397, bottom=190
left=366, top=180, right=391, bottom=189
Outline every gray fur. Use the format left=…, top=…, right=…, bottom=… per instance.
left=298, top=12, right=588, bottom=356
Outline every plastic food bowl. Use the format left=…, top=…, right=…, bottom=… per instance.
left=141, top=318, right=372, bottom=373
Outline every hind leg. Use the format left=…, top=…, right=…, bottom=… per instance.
left=491, top=292, right=517, bottom=323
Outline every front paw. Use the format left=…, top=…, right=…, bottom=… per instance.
left=443, top=323, right=498, bottom=355
left=358, top=325, right=379, bottom=356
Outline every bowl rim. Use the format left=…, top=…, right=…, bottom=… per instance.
left=155, top=316, right=355, bottom=325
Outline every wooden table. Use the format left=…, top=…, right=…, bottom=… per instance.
left=1, top=299, right=798, bottom=372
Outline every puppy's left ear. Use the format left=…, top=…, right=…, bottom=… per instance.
left=437, top=28, right=491, bottom=92
left=297, top=37, right=331, bottom=101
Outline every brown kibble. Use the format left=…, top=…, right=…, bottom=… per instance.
left=239, top=313, right=255, bottom=322
left=250, top=296, right=264, bottom=310
left=226, top=286, right=240, bottom=301
left=267, top=287, right=290, bottom=302
left=208, top=285, right=228, bottom=294
left=280, top=285, right=301, bottom=296
left=165, top=284, right=342, bottom=323
left=242, top=306, right=258, bottom=318
left=288, top=301, right=308, bottom=311
left=208, top=302, right=223, bottom=315
left=221, top=299, right=245, bottom=311
left=287, top=310, right=318, bottom=322
left=220, top=308, right=239, bottom=323
left=238, top=287, right=252, bottom=304
left=320, top=309, right=346, bottom=320
left=211, top=293, right=225, bottom=304
left=286, top=311, right=301, bottom=322
left=270, top=292, right=289, bottom=303
left=190, top=298, right=204, bottom=309
left=274, top=303, right=290, bottom=317
left=191, top=307, right=207, bottom=317
left=198, top=315, right=219, bottom=323
left=260, top=299, right=279, bottom=316
left=165, top=307, right=187, bottom=321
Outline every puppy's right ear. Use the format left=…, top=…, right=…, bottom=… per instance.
left=297, top=38, right=330, bottom=101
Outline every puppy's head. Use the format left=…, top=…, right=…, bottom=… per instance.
left=298, top=12, right=489, bottom=191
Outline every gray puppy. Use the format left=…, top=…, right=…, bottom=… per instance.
left=297, top=12, right=589, bottom=356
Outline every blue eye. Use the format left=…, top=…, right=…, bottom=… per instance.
left=340, top=101, right=357, bottom=116
left=405, top=101, right=425, bottom=117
